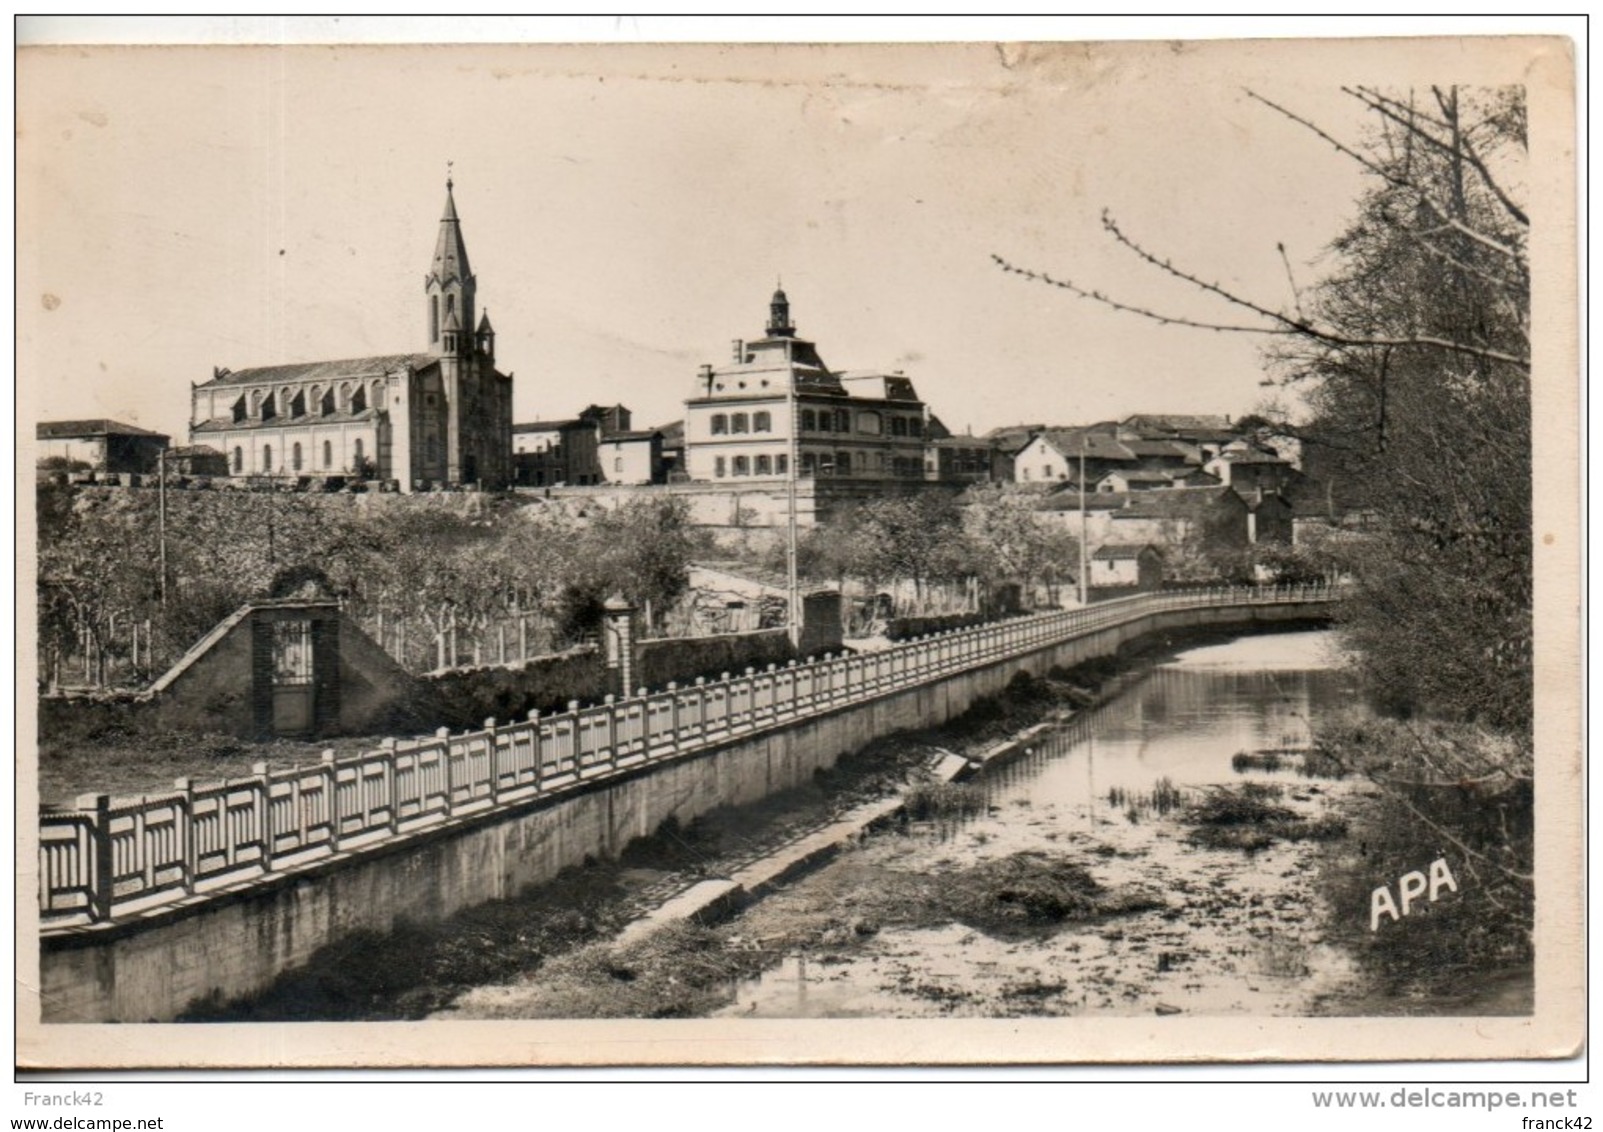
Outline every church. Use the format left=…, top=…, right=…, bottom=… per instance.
left=188, top=178, right=513, bottom=490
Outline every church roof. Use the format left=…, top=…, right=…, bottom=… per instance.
left=191, top=407, right=381, bottom=434
left=197, top=354, right=439, bottom=389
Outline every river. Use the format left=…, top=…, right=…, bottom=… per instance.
left=712, top=627, right=1371, bottom=1019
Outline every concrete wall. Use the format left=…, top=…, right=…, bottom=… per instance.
left=39, top=601, right=1326, bottom=1022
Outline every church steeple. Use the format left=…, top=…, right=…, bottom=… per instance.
left=426, top=171, right=476, bottom=354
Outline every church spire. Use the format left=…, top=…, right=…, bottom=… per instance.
left=426, top=168, right=476, bottom=352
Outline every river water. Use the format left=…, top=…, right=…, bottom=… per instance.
left=716, top=628, right=1372, bottom=1019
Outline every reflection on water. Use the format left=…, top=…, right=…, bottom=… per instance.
left=979, top=629, right=1357, bottom=827
left=721, top=629, right=1369, bottom=1019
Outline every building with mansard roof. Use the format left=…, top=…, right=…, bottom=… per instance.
left=682, top=289, right=935, bottom=485
left=188, top=179, right=513, bottom=490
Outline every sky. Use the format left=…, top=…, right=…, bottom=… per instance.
left=15, top=23, right=1558, bottom=442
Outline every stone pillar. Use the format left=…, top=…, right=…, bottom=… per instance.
left=602, top=594, right=637, bottom=698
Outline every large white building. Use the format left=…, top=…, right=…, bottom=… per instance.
left=682, top=290, right=933, bottom=484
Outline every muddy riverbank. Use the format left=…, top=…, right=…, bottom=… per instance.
left=184, top=633, right=1151, bottom=1021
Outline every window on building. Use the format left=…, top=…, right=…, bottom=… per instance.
left=801, top=409, right=816, bottom=431
left=714, top=456, right=727, bottom=478
left=733, top=455, right=750, bottom=476
left=891, top=416, right=907, bottom=437
left=323, top=440, right=333, bottom=468
left=261, top=392, right=277, bottom=421
left=351, top=385, right=367, bottom=413
left=731, top=413, right=749, bottom=434
left=614, top=457, right=623, bottom=472
left=834, top=409, right=850, bottom=433
left=353, top=438, right=364, bottom=469
left=877, top=452, right=888, bottom=470
left=754, top=411, right=771, bottom=433
left=777, top=454, right=788, bottom=475
left=711, top=413, right=728, bottom=435
left=232, top=446, right=243, bottom=473
left=290, top=391, right=306, bottom=417
left=837, top=451, right=852, bottom=476
left=431, top=297, right=439, bottom=343
left=292, top=442, right=303, bottom=472
left=908, top=419, right=923, bottom=438
left=857, top=411, right=882, bottom=435
left=755, top=454, right=772, bottom=475
left=321, top=390, right=336, bottom=416
left=262, top=444, right=273, bottom=472
left=1044, top=465, right=1051, bottom=478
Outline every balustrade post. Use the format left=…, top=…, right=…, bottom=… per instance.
left=322, top=750, right=340, bottom=851
left=603, top=695, right=618, bottom=767
left=80, top=794, right=112, bottom=923
left=484, top=717, right=500, bottom=803
left=665, top=683, right=680, bottom=748
left=379, top=738, right=400, bottom=831
left=437, top=726, right=455, bottom=816
left=252, top=762, right=274, bottom=873
left=173, top=777, right=196, bottom=894
left=526, top=709, right=543, bottom=787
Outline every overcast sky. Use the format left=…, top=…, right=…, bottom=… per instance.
left=16, top=30, right=1552, bottom=440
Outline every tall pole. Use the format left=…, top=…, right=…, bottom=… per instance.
left=157, top=448, right=169, bottom=607
left=786, top=363, right=802, bottom=649
left=1078, top=435, right=1089, bottom=606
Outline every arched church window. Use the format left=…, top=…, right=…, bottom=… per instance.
left=431, top=297, right=439, bottom=343
left=292, top=443, right=303, bottom=472
left=353, top=439, right=365, bottom=470
left=323, top=440, right=333, bottom=468
left=262, top=444, right=273, bottom=472
left=338, top=383, right=352, bottom=412
left=232, top=447, right=243, bottom=473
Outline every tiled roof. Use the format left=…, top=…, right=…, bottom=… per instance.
left=513, top=419, right=586, bottom=434
left=602, top=430, right=661, bottom=442
left=1102, top=469, right=1176, bottom=483
left=192, top=408, right=379, bottom=433
left=1211, top=447, right=1291, bottom=465
left=1036, top=430, right=1136, bottom=461
left=37, top=418, right=168, bottom=439
left=1092, top=543, right=1157, bottom=560
left=170, top=444, right=224, bottom=457
left=1113, top=485, right=1239, bottom=519
left=1120, top=412, right=1235, bottom=434
left=1036, top=489, right=1131, bottom=513
left=197, top=353, right=439, bottom=389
